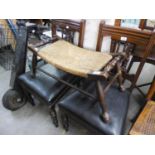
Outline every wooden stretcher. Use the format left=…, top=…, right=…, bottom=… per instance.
left=28, top=39, right=128, bottom=123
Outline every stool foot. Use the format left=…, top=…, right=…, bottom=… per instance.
left=50, top=108, right=58, bottom=127
left=61, top=114, right=69, bottom=131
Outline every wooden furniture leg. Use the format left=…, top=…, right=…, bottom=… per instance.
left=49, top=105, right=58, bottom=127
left=129, top=60, right=146, bottom=90
left=117, top=62, right=126, bottom=91
left=127, top=57, right=134, bottom=74
left=61, top=113, right=69, bottom=131
left=96, top=80, right=110, bottom=123
left=147, top=76, right=155, bottom=100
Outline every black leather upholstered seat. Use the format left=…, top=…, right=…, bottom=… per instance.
left=18, top=64, right=72, bottom=103
left=58, top=82, right=130, bottom=135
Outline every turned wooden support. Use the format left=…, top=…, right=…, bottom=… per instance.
left=95, top=72, right=122, bottom=123
left=96, top=80, right=110, bottom=123
left=116, top=62, right=126, bottom=92
left=49, top=105, right=58, bottom=127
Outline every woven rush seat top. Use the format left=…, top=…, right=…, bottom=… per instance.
left=38, top=40, right=112, bottom=77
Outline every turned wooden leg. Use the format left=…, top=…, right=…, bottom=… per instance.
left=61, top=114, right=69, bottom=131
left=130, top=60, right=145, bottom=91
left=50, top=106, right=58, bottom=127
left=117, top=63, right=125, bottom=92
left=96, top=81, right=110, bottom=123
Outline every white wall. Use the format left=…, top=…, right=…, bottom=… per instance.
left=75, top=19, right=115, bottom=51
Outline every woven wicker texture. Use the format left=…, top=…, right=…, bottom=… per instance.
left=38, top=40, right=112, bottom=77
left=0, top=19, right=16, bottom=50
left=130, top=101, right=155, bottom=135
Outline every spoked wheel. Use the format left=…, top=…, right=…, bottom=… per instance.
left=2, top=89, right=26, bottom=111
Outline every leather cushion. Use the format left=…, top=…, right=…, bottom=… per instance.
left=18, top=64, right=71, bottom=103
left=58, top=82, right=130, bottom=135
